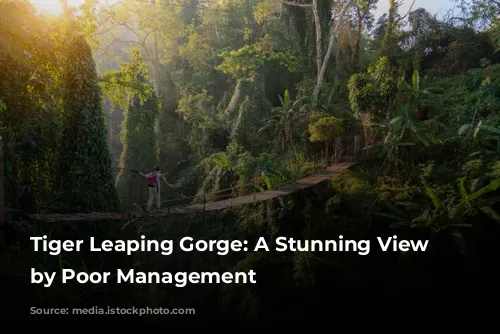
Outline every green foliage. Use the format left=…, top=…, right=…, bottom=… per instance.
left=55, top=33, right=118, bottom=213
left=224, top=79, right=259, bottom=120
left=4, top=0, right=500, bottom=322
left=458, top=119, right=500, bottom=154
left=370, top=103, right=432, bottom=169
left=325, top=171, right=375, bottom=232
left=411, top=178, right=500, bottom=228
left=330, top=171, right=371, bottom=198
left=258, top=89, right=308, bottom=151
left=224, top=78, right=272, bottom=153
left=79, top=0, right=99, bottom=47
left=347, top=57, right=400, bottom=151
left=0, top=0, right=63, bottom=211
left=430, top=65, right=500, bottom=133
left=377, top=177, right=419, bottom=202
left=196, top=151, right=235, bottom=199
left=101, top=51, right=159, bottom=209
left=307, top=109, right=331, bottom=124
left=308, top=116, right=343, bottom=156
left=457, top=0, right=500, bottom=29
left=491, top=19, right=500, bottom=52
left=100, top=50, right=155, bottom=109
left=216, top=36, right=297, bottom=79
left=381, top=0, right=401, bottom=58
left=177, top=88, right=229, bottom=158
left=177, top=89, right=214, bottom=125
left=115, top=95, right=158, bottom=209
left=231, top=99, right=254, bottom=149
left=348, top=57, right=398, bottom=121
left=396, top=69, right=443, bottom=121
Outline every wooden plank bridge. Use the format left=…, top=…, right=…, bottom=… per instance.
left=19, top=162, right=355, bottom=223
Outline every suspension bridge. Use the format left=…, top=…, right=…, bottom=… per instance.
left=14, top=162, right=356, bottom=223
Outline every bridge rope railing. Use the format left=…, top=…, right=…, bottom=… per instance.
left=132, top=159, right=349, bottom=214
left=5, top=150, right=347, bottom=218
left=117, top=152, right=332, bottom=213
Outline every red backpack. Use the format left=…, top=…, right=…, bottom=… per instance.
left=148, top=173, right=159, bottom=187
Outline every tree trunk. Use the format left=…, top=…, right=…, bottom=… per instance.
left=354, top=135, right=361, bottom=159
left=335, top=136, right=342, bottom=162
left=283, top=1, right=323, bottom=80
left=312, top=0, right=322, bottom=77
left=150, top=0, right=162, bottom=137
left=382, top=0, right=397, bottom=57
left=334, top=36, right=341, bottom=95
left=313, top=0, right=356, bottom=104
left=362, top=113, right=371, bottom=156
left=354, top=5, right=363, bottom=70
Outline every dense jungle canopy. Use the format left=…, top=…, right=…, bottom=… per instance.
left=1, top=0, right=500, bottom=328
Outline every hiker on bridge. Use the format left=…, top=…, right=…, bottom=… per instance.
left=139, top=166, right=167, bottom=212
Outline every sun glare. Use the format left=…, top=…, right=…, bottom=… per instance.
left=29, top=0, right=85, bottom=15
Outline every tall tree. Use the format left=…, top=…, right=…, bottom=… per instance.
left=353, top=0, right=377, bottom=69
left=381, top=0, right=399, bottom=57
left=101, top=50, right=158, bottom=210
left=284, top=0, right=323, bottom=78
left=313, top=0, right=357, bottom=103
left=0, top=0, right=60, bottom=211
left=97, top=0, right=185, bottom=172
left=285, top=0, right=357, bottom=103
left=56, top=26, right=118, bottom=213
